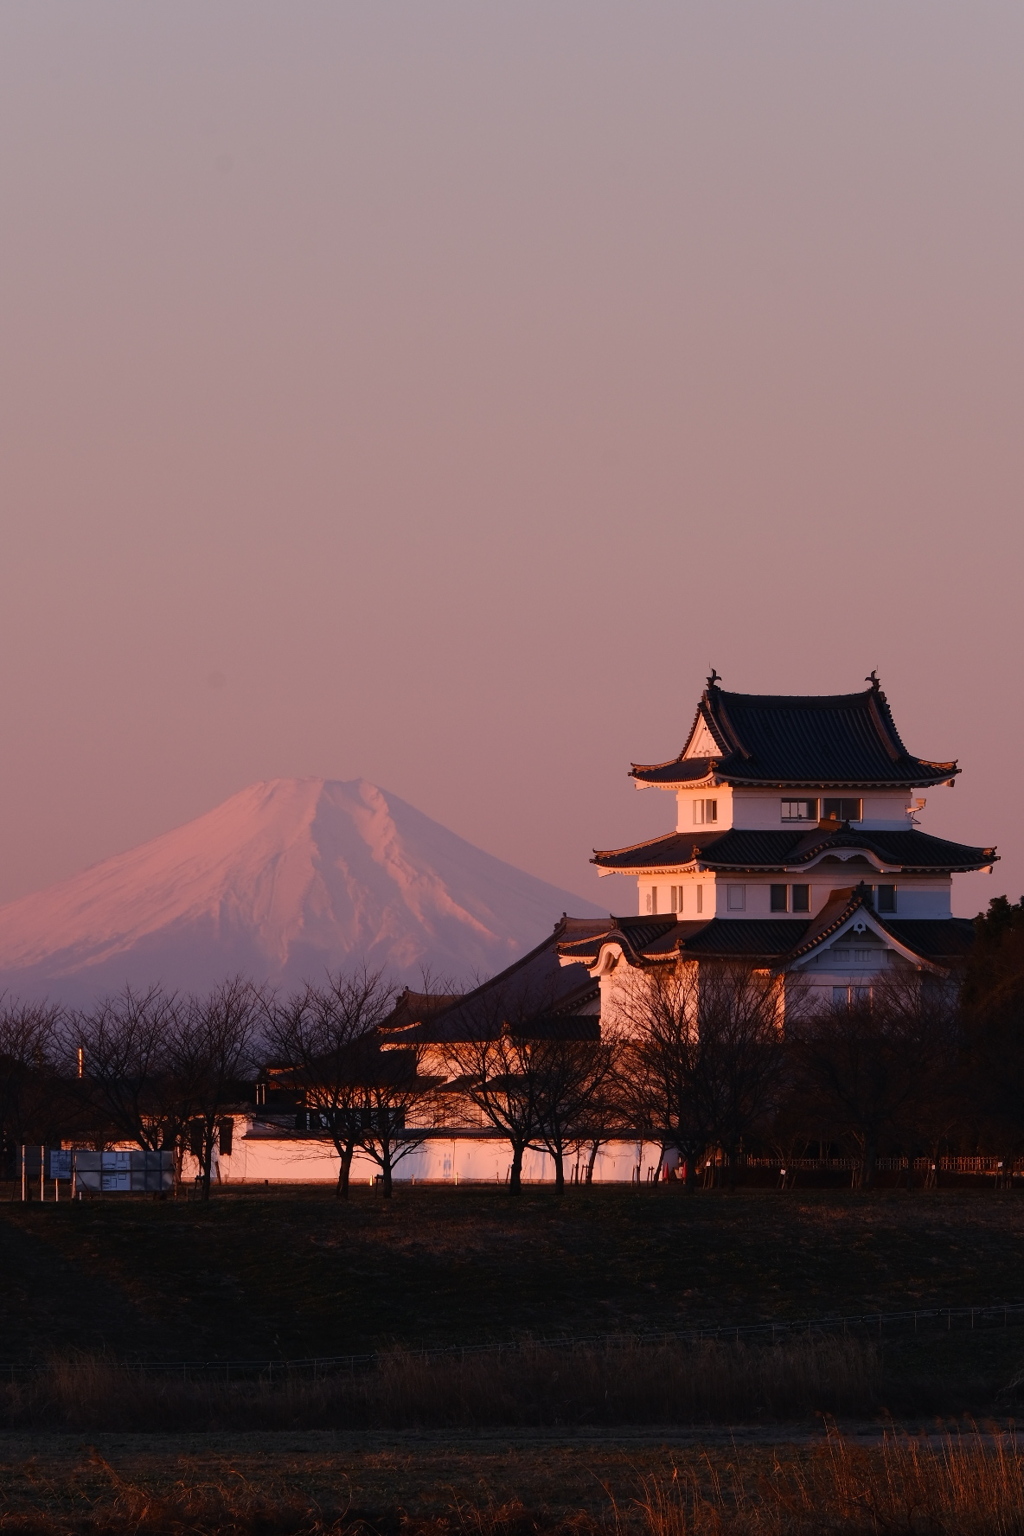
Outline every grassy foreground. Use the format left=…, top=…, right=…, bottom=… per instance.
left=2, top=1425, right=1024, bottom=1535
left=3, top=1185, right=1024, bottom=1363
left=3, top=1185, right=1024, bottom=1536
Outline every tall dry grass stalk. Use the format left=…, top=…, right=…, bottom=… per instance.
left=0, top=1335, right=879, bottom=1432
left=637, top=1424, right=1024, bottom=1535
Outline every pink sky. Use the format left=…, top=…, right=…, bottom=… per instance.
left=0, top=1, right=1021, bottom=921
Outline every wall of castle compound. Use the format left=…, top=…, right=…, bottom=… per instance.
left=203, top=1132, right=666, bottom=1186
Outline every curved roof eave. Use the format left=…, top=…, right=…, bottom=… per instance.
left=720, top=769, right=959, bottom=789
left=593, top=827, right=996, bottom=875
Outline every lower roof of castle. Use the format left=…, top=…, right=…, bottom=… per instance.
left=557, top=897, right=975, bottom=970
left=592, top=824, right=995, bottom=874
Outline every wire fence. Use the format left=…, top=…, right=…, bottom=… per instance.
left=3, top=1300, right=1024, bottom=1383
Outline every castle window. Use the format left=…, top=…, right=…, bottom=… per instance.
left=781, top=799, right=818, bottom=822
left=693, top=799, right=718, bottom=825
left=833, top=984, right=873, bottom=1007
left=792, top=884, right=810, bottom=912
left=696, top=885, right=703, bottom=914
left=670, top=885, right=684, bottom=913
left=770, top=885, right=788, bottom=912
left=726, top=885, right=746, bottom=911
left=822, top=797, right=862, bottom=822
left=876, top=884, right=897, bottom=913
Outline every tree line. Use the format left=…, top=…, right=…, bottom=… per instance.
left=2, top=897, right=1024, bottom=1198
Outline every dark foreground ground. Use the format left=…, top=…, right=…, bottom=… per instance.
left=3, top=1425, right=1024, bottom=1535
left=2, top=1184, right=1024, bottom=1362
left=3, top=1189, right=1024, bottom=1532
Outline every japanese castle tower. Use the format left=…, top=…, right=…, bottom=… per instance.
left=558, top=675, right=995, bottom=1013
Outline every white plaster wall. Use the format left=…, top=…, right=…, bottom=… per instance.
left=712, top=876, right=951, bottom=920
left=641, top=871, right=951, bottom=920
left=882, top=880, right=951, bottom=917
left=655, top=786, right=964, bottom=835
left=729, top=788, right=915, bottom=831
left=676, top=787, right=733, bottom=832
left=211, top=1133, right=666, bottom=1185
left=597, top=950, right=656, bottom=1035
left=860, top=792, right=918, bottom=829
left=641, top=875, right=714, bottom=917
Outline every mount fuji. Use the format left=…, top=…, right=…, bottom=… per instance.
left=0, top=779, right=604, bottom=1003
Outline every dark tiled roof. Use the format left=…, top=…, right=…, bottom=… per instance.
left=631, top=683, right=959, bottom=788
left=380, top=990, right=463, bottom=1031
left=394, top=915, right=605, bottom=1043
left=557, top=917, right=675, bottom=963
left=678, top=920, right=810, bottom=957
left=884, top=918, right=975, bottom=961
left=511, top=1015, right=602, bottom=1041
left=593, top=826, right=994, bottom=874
left=557, top=915, right=806, bottom=965
left=632, top=757, right=718, bottom=785
left=556, top=895, right=975, bottom=972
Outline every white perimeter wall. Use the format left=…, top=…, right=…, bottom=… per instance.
left=205, top=1135, right=663, bottom=1185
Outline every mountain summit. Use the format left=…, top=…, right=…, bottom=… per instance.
left=0, top=779, right=603, bottom=1002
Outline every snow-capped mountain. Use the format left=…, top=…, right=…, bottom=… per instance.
left=0, top=779, right=603, bottom=1002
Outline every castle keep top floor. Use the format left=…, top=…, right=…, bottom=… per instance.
left=630, top=678, right=960, bottom=833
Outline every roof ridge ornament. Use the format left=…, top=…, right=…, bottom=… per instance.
left=706, top=667, right=721, bottom=689
left=866, top=669, right=880, bottom=691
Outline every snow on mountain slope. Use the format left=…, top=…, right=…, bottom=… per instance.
left=0, top=779, right=604, bottom=1002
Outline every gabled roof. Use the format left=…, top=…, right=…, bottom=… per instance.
left=631, top=679, right=959, bottom=789
left=592, top=825, right=995, bottom=874
left=556, top=891, right=975, bottom=973
left=785, top=884, right=974, bottom=969
left=385, top=915, right=604, bottom=1044
left=509, top=1014, right=602, bottom=1041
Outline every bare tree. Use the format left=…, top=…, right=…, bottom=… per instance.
left=440, top=965, right=613, bottom=1194
left=438, top=975, right=557, bottom=1193
left=442, top=1027, right=541, bottom=1192
left=525, top=1028, right=618, bottom=1194
left=0, top=999, right=65, bottom=1162
left=165, top=978, right=262, bottom=1199
left=69, top=986, right=181, bottom=1152
left=617, top=962, right=787, bottom=1188
left=617, top=966, right=710, bottom=1188
left=264, top=970, right=397, bottom=1198
left=790, top=969, right=953, bottom=1189
left=692, top=963, right=789, bottom=1186
left=351, top=1037, right=438, bottom=1197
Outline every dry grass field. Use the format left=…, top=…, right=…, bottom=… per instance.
left=4, top=1188, right=1024, bottom=1533
left=3, top=1425, right=1024, bottom=1535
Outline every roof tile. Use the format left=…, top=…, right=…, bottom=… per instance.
left=631, top=684, right=958, bottom=788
